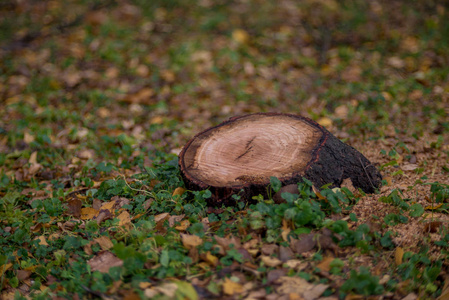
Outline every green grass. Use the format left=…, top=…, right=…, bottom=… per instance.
left=0, top=0, right=448, bottom=299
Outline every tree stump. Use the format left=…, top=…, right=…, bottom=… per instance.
left=179, top=113, right=382, bottom=205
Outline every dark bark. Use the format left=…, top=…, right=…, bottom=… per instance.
left=179, top=113, right=382, bottom=206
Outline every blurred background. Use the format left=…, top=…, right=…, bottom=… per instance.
left=0, top=0, right=448, bottom=177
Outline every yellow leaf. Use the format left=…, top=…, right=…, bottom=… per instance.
left=204, top=251, right=219, bottom=266
left=101, top=200, right=117, bottom=213
left=172, top=187, right=186, bottom=197
left=118, top=211, right=131, bottom=226
left=223, top=277, right=244, bottom=295
left=395, top=247, right=404, bottom=265
left=317, top=117, right=332, bottom=127
left=232, top=29, right=249, bottom=44
left=139, top=282, right=152, bottom=289
left=151, top=116, right=164, bottom=124
left=181, top=233, right=203, bottom=249
left=0, top=263, right=12, bottom=277
left=175, top=220, right=190, bottom=231
left=81, top=207, right=99, bottom=220
left=312, top=185, right=326, bottom=200
left=425, top=203, right=443, bottom=210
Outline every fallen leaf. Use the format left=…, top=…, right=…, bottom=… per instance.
left=16, top=270, right=32, bottom=281
left=172, top=187, right=186, bottom=197
left=395, top=247, right=404, bottom=265
left=88, top=251, right=123, bottom=273
left=279, top=246, right=294, bottom=262
left=175, top=220, right=190, bottom=231
left=203, top=251, right=219, bottom=266
left=261, top=255, right=282, bottom=267
left=284, top=259, right=308, bottom=271
left=181, top=233, right=203, bottom=249
left=118, top=211, right=131, bottom=226
left=67, top=199, right=82, bottom=217
left=317, top=117, right=332, bottom=127
left=303, top=283, right=329, bottom=300
left=273, top=184, right=299, bottom=203
left=291, top=234, right=316, bottom=254
left=28, top=151, right=42, bottom=175
left=312, top=185, right=326, bottom=200
left=174, top=281, right=199, bottom=300
left=402, top=163, right=418, bottom=171
left=36, top=235, right=48, bottom=246
left=154, top=212, right=169, bottom=223
left=267, top=269, right=287, bottom=284
left=155, top=283, right=178, bottom=298
left=169, top=214, right=185, bottom=227
left=425, top=203, right=443, bottom=210
left=232, top=29, right=249, bottom=44
left=95, top=236, right=114, bottom=250
left=0, top=263, right=12, bottom=277
left=424, top=221, right=443, bottom=233
left=316, top=256, right=335, bottom=272
left=80, top=207, right=99, bottom=220
left=24, top=132, right=34, bottom=144
left=261, top=244, right=278, bottom=256
left=101, top=200, right=117, bottom=213
left=276, top=276, right=310, bottom=294
left=223, top=277, right=244, bottom=295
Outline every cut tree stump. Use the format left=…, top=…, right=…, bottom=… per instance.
left=179, top=113, right=382, bottom=205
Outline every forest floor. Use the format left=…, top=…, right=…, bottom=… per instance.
left=0, top=0, right=448, bottom=299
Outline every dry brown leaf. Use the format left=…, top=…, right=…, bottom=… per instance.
left=284, top=259, right=308, bottom=271
left=88, top=251, right=123, bottom=273
left=155, top=283, right=178, bottom=298
left=276, top=276, right=310, bottom=294
left=223, top=277, right=244, bottom=295
left=402, top=163, right=418, bottom=171
left=303, top=284, right=329, bottom=300
left=81, top=207, right=99, bottom=220
left=181, top=233, right=203, bottom=249
left=24, top=132, right=34, bottom=144
left=28, top=151, right=42, bottom=175
left=35, top=235, right=48, bottom=246
left=261, top=256, right=282, bottom=267
left=316, top=256, right=335, bottom=272
left=95, top=236, right=114, bottom=250
left=172, top=187, right=186, bottom=197
left=169, top=214, right=185, bottom=227
left=118, top=211, right=131, bottom=226
left=291, top=234, right=316, bottom=254
left=16, top=270, right=32, bottom=281
left=154, top=212, right=169, bottom=223
left=67, top=199, right=82, bottom=217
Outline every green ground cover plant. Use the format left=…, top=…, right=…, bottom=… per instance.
left=0, top=0, right=448, bottom=299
